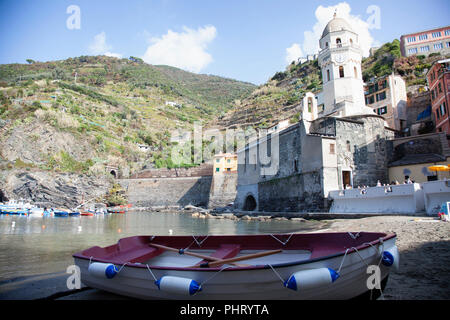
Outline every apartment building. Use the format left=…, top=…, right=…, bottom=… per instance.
left=400, top=26, right=450, bottom=57
left=364, top=74, right=407, bottom=131
left=427, top=59, right=450, bottom=135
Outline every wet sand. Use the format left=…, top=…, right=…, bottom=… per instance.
left=324, top=216, right=450, bottom=300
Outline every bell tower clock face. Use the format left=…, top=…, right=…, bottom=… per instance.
left=334, top=53, right=346, bottom=64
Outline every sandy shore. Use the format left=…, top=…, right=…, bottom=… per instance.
left=323, top=215, right=450, bottom=300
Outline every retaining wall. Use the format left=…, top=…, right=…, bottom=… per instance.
left=422, top=180, right=450, bottom=214
left=118, top=176, right=212, bottom=208
left=329, top=180, right=450, bottom=215
left=329, top=183, right=425, bottom=214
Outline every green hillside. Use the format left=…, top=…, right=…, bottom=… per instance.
left=0, top=55, right=255, bottom=175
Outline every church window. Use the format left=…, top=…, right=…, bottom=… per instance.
left=354, top=66, right=358, bottom=78
left=329, top=143, right=335, bottom=154
left=336, top=38, right=342, bottom=47
left=326, top=42, right=329, bottom=48
left=326, top=69, right=330, bottom=82
left=308, top=97, right=313, bottom=113
left=346, top=141, right=351, bottom=152
left=350, top=38, right=353, bottom=45
left=339, top=66, right=344, bottom=78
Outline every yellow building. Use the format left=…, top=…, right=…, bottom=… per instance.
left=388, top=132, right=450, bottom=183
left=213, top=153, right=237, bottom=174
left=389, top=155, right=450, bottom=183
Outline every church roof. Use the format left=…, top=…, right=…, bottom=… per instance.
left=321, top=16, right=354, bottom=38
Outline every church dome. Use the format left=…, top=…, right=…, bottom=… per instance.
left=321, top=16, right=353, bottom=38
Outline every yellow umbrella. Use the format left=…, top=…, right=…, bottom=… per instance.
left=428, top=165, right=450, bottom=171
left=428, top=165, right=450, bottom=180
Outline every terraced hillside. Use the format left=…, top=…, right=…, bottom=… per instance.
left=0, top=55, right=255, bottom=176
left=215, top=39, right=449, bottom=131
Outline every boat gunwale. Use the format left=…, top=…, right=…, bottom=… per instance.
left=73, top=232, right=397, bottom=272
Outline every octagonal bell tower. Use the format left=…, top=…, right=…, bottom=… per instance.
left=318, top=13, right=374, bottom=117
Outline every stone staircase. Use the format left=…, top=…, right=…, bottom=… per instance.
left=438, top=132, right=450, bottom=157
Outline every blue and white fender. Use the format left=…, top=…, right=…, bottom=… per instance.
left=382, top=246, right=399, bottom=272
left=88, top=262, right=118, bottom=279
left=155, top=276, right=202, bottom=295
left=284, top=268, right=339, bottom=291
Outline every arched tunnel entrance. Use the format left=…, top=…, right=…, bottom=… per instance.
left=0, top=189, right=8, bottom=202
left=243, top=194, right=257, bottom=211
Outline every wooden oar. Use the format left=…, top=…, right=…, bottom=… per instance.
left=149, top=243, right=249, bottom=267
left=198, top=249, right=283, bottom=268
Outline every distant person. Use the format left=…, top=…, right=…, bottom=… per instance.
left=395, top=180, right=400, bottom=185
left=376, top=180, right=381, bottom=187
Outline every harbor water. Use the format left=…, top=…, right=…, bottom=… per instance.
left=0, top=211, right=325, bottom=282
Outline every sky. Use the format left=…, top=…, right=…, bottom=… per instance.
left=0, top=0, right=449, bottom=85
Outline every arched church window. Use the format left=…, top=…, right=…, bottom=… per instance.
left=354, top=66, right=358, bottom=78
left=350, top=38, right=353, bottom=45
left=336, top=38, right=342, bottom=47
left=339, top=66, right=345, bottom=78
left=326, top=42, right=329, bottom=48
left=307, top=97, right=313, bottom=113
left=326, top=69, right=330, bottom=82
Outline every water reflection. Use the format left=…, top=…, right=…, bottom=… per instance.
left=0, top=212, right=322, bottom=281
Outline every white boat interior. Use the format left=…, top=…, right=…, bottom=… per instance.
left=143, top=249, right=312, bottom=268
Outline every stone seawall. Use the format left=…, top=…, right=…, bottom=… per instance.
left=118, top=176, right=213, bottom=208
left=208, top=173, right=238, bottom=208
left=129, top=163, right=213, bottom=179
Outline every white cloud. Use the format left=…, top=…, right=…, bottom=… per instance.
left=88, top=31, right=122, bottom=58
left=104, top=52, right=123, bottom=59
left=285, top=43, right=303, bottom=64
left=142, top=25, right=217, bottom=73
left=295, top=2, right=376, bottom=58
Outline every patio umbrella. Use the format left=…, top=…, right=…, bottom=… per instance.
left=428, top=165, right=450, bottom=180
left=428, top=165, right=450, bottom=171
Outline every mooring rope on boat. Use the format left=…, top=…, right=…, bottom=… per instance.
left=267, top=263, right=286, bottom=285
left=348, top=232, right=361, bottom=239
left=184, top=235, right=210, bottom=251
left=269, top=233, right=294, bottom=246
left=347, top=244, right=386, bottom=300
left=337, top=248, right=351, bottom=275
left=191, top=266, right=231, bottom=296
left=145, top=264, right=158, bottom=281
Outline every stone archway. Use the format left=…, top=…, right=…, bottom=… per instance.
left=243, top=194, right=257, bottom=211
left=0, top=189, right=8, bottom=202
left=110, top=170, right=117, bottom=179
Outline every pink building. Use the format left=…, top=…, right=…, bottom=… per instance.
left=400, top=26, right=450, bottom=57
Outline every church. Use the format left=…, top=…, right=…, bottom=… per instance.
left=235, top=14, right=395, bottom=212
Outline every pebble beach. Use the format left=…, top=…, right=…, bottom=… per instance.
left=324, top=216, right=450, bottom=300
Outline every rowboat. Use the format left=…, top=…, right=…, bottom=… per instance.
left=107, top=205, right=128, bottom=214
left=53, top=210, right=69, bottom=217
left=73, top=232, right=399, bottom=300
left=28, top=208, right=44, bottom=217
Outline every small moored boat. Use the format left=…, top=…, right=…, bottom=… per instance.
left=73, top=232, right=399, bottom=300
